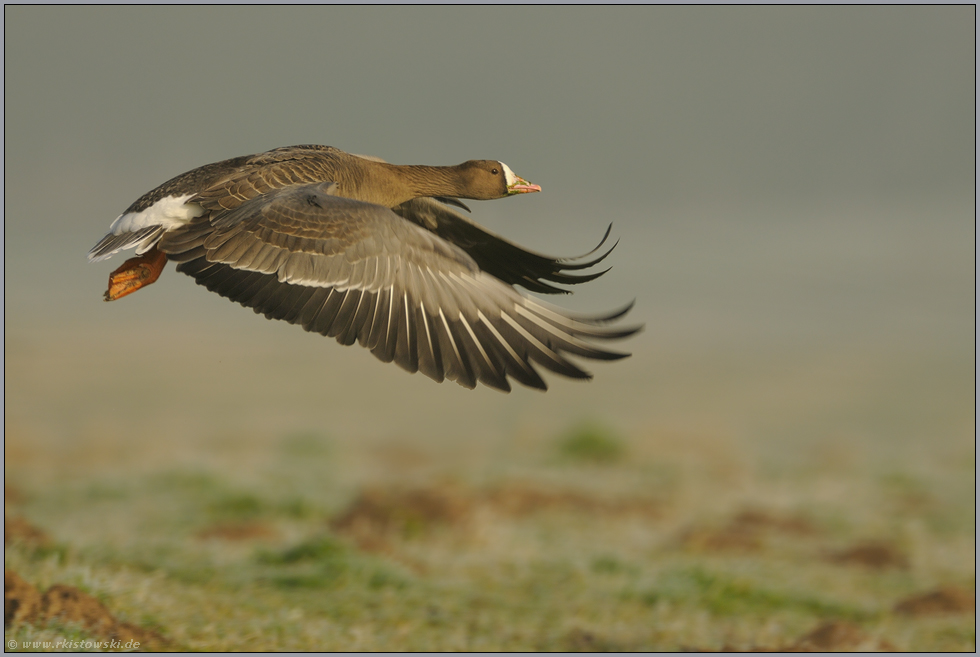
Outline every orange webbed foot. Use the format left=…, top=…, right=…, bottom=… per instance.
left=104, top=248, right=168, bottom=301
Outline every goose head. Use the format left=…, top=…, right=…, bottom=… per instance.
left=457, top=160, right=542, bottom=199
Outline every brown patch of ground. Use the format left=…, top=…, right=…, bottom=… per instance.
left=331, top=482, right=664, bottom=550
left=483, top=481, right=661, bottom=518
left=41, top=585, right=118, bottom=635
left=730, top=509, right=818, bottom=536
left=3, top=571, right=167, bottom=647
left=4, top=514, right=50, bottom=547
left=679, top=508, right=818, bottom=554
left=894, top=586, right=975, bottom=616
left=680, top=526, right=763, bottom=553
left=789, top=620, right=868, bottom=650
left=693, top=621, right=895, bottom=652
left=787, top=620, right=895, bottom=652
left=196, top=521, right=278, bottom=541
left=5, top=571, right=42, bottom=627
left=700, top=645, right=782, bottom=652
left=826, top=540, right=909, bottom=570
left=560, top=627, right=630, bottom=651
left=329, top=482, right=664, bottom=556
left=331, top=485, right=472, bottom=548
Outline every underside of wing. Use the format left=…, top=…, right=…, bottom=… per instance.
left=158, top=183, right=640, bottom=392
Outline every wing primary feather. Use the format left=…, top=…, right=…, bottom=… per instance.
left=371, top=286, right=399, bottom=363
left=516, top=300, right=641, bottom=337
left=245, top=270, right=287, bottom=311
left=498, top=313, right=591, bottom=379
left=438, top=309, right=474, bottom=388
left=415, top=302, right=444, bottom=382
left=337, top=288, right=369, bottom=346
left=384, top=285, right=397, bottom=353
left=419, top=302, right=435, bottom=363
left=475, top=311, right=546, bottom=390
left=227, top=270, right=278, bottom=306
left=263, top=282, right=315, bottom=322
left=196, top=259, right=241, bottom=289
left=330, top=289, right=363, bottom=342
left=363, top=286, right=388, bottom=350
left=458, top=314, right=508, bottom=390
left=391, top=292, right=419, bottom=373
left=308, top=288, right=343, bottom=336
left=297, top=287, right=333, bottom=330
left=351, top=290, right=377, bottom=347
left=319, top=288, right=351, bottom=337
left=513, top=308, right=632, bottom=360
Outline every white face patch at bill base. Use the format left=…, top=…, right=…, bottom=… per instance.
left=107, top=194, right=204, bottom=236
left=500, top=162, right=518, bottom=188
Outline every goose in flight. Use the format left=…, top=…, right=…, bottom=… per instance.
left=89, top=145, right=640, bottom=391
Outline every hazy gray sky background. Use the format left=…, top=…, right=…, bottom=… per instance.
left=4, top=7, right=974, bottom=449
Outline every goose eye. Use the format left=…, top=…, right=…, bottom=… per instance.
left=491, top=168, right=499, bottom=175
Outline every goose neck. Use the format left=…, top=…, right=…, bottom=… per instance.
left=390, top=164, right=465, bottom=202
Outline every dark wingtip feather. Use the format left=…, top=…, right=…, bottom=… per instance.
left=507, top=228, right=619, bottom=294
left=576, top=223, right=613, bottom=259
left=553, top=237, right=618, bottom=272
left=544, top=266, right=612, bottom=286
left=598, top=299, right=636, bottom=323
left=584, top=348, right=632, bottom=361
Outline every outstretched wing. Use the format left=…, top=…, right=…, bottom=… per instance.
left=158, top=182, right=639, bottom=392
left=393, top=197, right=616, bottom=295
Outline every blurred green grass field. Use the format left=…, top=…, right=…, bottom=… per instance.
left=4, top=327, right=974, bottom=651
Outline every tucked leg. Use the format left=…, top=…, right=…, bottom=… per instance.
left=104, top=248, right=168, bottom=301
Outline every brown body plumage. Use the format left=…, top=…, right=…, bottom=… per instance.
left=123, top=145, right=532, bottom=213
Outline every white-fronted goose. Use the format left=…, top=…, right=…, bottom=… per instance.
left=88, top=145, right=640, bottom=391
